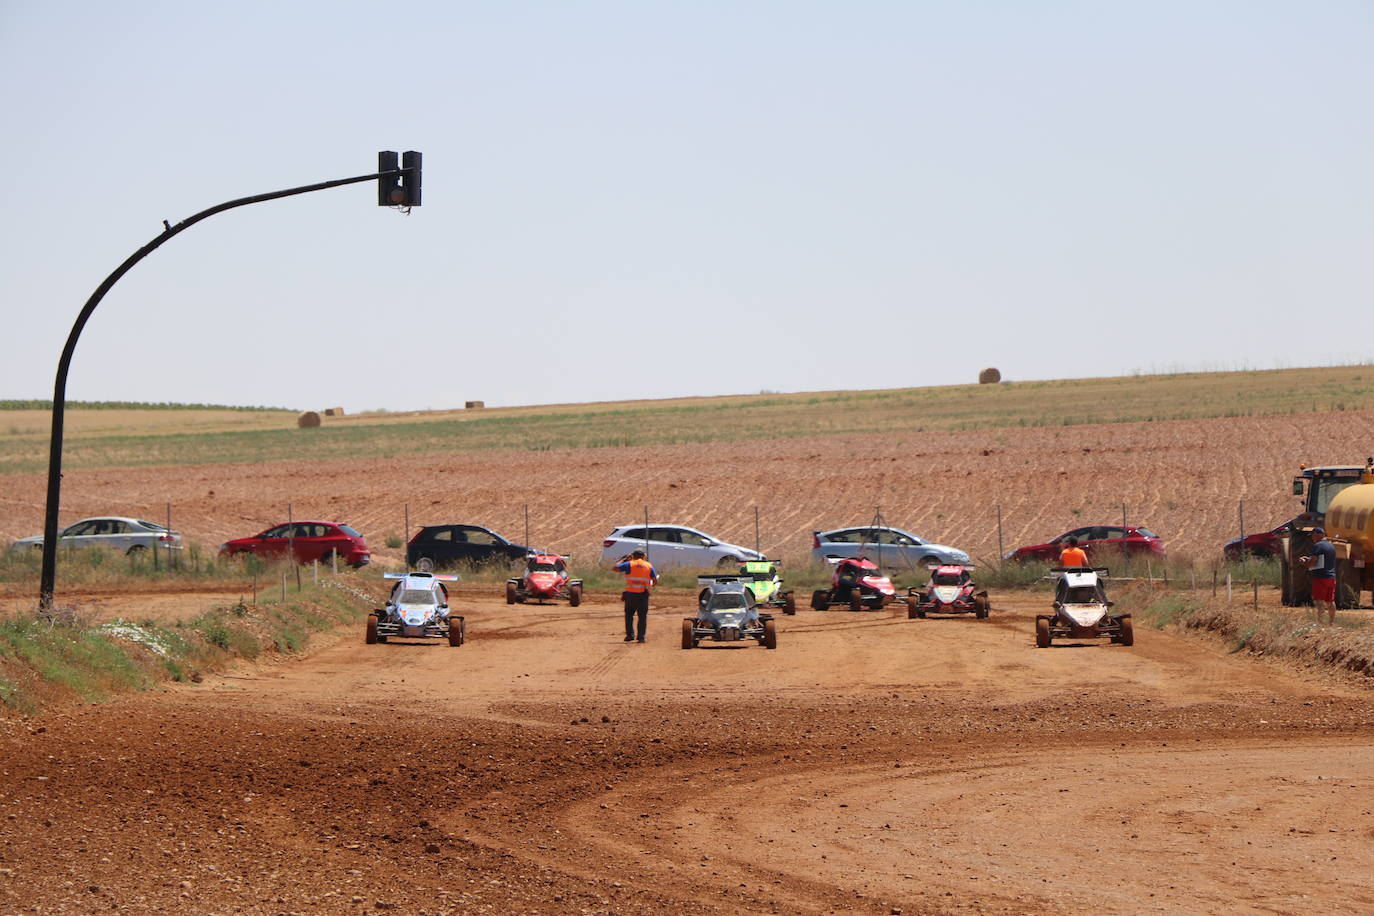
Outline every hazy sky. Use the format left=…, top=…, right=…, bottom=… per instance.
left=2, top=1, right=1371, bottom=411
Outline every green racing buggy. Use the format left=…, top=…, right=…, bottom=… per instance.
left=699, top=560, right=796, bottom=615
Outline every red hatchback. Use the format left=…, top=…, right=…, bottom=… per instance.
left=1005, top=525, right=1164, bottom=563
left=221, top=521, right=371, bottom=567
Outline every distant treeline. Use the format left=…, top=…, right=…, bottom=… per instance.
left=0, top=400, right=293, bottom=412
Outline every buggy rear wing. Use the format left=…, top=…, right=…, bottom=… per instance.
left=385, top=572, right=459, bottom=581
left=1048, top=566, right=1110, bottom=575
left=697, top=574, right=746, bottom=586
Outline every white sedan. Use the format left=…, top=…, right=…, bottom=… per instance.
left=599, top=524, right=764, bottom=569
left=10, top=517, right=183, bottom=555
left=811, top=525, right=968, bottom=570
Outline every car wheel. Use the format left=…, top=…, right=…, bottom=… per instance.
left=762, top=618, right=777, bottom=649
left=811, top=589, right=829, bottom=611
left=126, top=544, right=147, bottom=556
left=569, top=584, right=582, bottom=607
left=920, top=555, right=939, bottom=569
left=449, top=617, right=466, bottom=647
left=1118, top=615, right=1134, bottom=647
left=318, top=549, right=337, bottom=567
left=505, top=582, right=518, bottom=605
left=849, top=591, right=862, bottom=612
left=717, top=555, right=741, bottom=569
left=365, top=615, right=379, bottom=644
left=974, top=595, right=990, bottom=619
left=681, top=619, right=695, bottom=650
left=1035, top=617, right=1051, bottom=648
left=907, top=597, right=920, bottom=619
left=783, top=592, right=796, bottom=615
left=415, top=557, right=434, bottom=572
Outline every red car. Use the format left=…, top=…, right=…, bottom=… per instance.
left=221, top=521, right=371, bottom=568
left=1223, top=520, right=1292, bottom=560
left=1005, top=525, right=1164, bottom=563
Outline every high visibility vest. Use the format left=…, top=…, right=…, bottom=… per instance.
left=624, top=558, right=654, bottom=593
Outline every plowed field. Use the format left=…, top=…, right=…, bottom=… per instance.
left=3, top=590, right=1372, bottom=914
left=3, top=409, right=1374, bottom=565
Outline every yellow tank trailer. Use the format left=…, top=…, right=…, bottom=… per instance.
left=1325, top=463, right=1374, bottom=608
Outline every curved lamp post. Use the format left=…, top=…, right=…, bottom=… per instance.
left=38, top=152, right=422, bottom=608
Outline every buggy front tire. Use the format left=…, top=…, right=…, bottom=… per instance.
left=1118, top=615, right=1134, bottom=647
left=974, top=595, right=990, bottom=619
left=811, top=590, right=830, bottom=611
left=849, top=591, right=863, bottom=612
left=762, top=618, right=777, bottom=649
left=365, top=615, right=378, bottom=645
left=1035, top=617, right=1051, bottom=648
left=569, top=584, right=582, bottom=607
left=783, top=592, right=796, bottom=615
left=681, top=619, right=695, bottom=650
left=907, top=597, right=920, bottom=619
left=448, top=617, right=466, bottom=647
left=505, top=582, right=518, bottom=605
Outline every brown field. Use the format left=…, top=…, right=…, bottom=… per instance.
left=3, top=407, right=1373, bottom=567
left=4, top=382, right=1374, bottom=914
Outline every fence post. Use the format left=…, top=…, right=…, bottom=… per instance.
left=1226, top=572, right=1232, bottom=604
left=1252, top=579, right=1259, bottom=610
left=996, top=504, right=1004, bottom=566
left=280, top=572, right=287, bottom=602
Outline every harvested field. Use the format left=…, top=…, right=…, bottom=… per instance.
left=2, top=408, right=1374, bottom=569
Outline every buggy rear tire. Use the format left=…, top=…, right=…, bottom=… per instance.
left=783, top=592, right=796, bottom=615
left=1118, top=615, right=1134, bottom=647
left=906, top=597, right=921, bottom=619
left=365, top=614, right=378, bottom=645
left=681, top=619, right=695, bottom=650
left=762, top=618, right=777, bottom=649
left=849, top=591, right=862, bottom=612
left=505, top=582, right=517, bottom=605
left=569, top=584, right=582, bottom=607
left=448, top=617, right=466, bottom=647
left=811, top=590, right=830, bottom=611
left=974, top=595, right=990, bottom=619
left=1035, top=617, right=1051, bottom=648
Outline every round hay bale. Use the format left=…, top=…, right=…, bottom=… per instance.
left=297, top=411, right=321, bottom=428
left=978, top=367, right=1002, bottom=385
left=465, top=400, right=485, bottom=409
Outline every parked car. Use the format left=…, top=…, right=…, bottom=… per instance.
left=220, top=521, right=370, bottom=567
left=405, top=524, right=530, bottom=570
left=1005, top=525, right=1165, bottom=563
left=1223, top=520, right=1292, bottom=560
left=10, top=516, right=182, bottom=556
left=811, top=526, right=969, bottom=569
left=599, top=525, right=764, bottom=569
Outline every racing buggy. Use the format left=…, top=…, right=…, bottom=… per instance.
left=683, top=578, right=778, bottom=649
left=506, top=553, right=583, bottom=606
left=701, top=560, right=796, bottom=615
left=811, top=556, right=896, bottom=611
left=907, top=564, right=990, bottom=619
left=367, top=571, right=466, bottom=646
left=1034, top=566, right=1133, bottom=648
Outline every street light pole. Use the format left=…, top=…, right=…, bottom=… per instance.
left=38, top=156, right=421, bottom=608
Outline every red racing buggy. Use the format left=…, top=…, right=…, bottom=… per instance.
left=907, top=564, right=990, bottom=619
left=810, top=556, right=896, bottom=611
left=506, top=554, right=583, bottom=606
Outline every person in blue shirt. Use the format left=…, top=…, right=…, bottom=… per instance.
left=1301, top=527, right=1338, bottom=624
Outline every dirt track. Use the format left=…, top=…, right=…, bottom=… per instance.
left=3, top=589, right=1372, bottom=914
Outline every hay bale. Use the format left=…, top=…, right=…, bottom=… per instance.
left=465, top=400, right=485, bottom=409
left=324, top=407, right=345, bottom=417
left=297, top=411, right=321, bottom=428
left=978, top=367, right=1002, bottom=385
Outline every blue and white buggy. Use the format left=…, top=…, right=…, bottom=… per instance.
left=367, top=571, right=465, bottom=646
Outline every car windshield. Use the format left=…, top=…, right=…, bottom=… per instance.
left=398, top=589, right=436, bottom=604
left=1064, top=585, right=1101, bottom=603
left=709, top=593, right=748, bottom=610
left=530, top=561, right=559, bottom=572
left=933, top=573, right=963, bottom=585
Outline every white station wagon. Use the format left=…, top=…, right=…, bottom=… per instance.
left=10, top=517, right=183, bottom=556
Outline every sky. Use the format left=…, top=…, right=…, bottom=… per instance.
left=2, top=1, right=1371, bottom=411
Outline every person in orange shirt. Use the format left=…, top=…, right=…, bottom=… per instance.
left=1059, top=536, right=1089, bottom=568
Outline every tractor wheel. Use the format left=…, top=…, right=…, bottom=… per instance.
left=783, top=592, right=796, bottom=615
left=681, top=619, right=695, bottom=650
left=1035, top=617, right=1051, bottom=648
left=569, top=584, right=582, bottom=608
left=849, top=591, right=863, bottom=612
left=762, top=618, right=778, bottom=649
left=448, top=617, right=465, bottom=647
left=1118, top=615, right=1134, bottom=647
left=365, top=615, right=378, bottom=645
left=811, top=590, right=830, bottom=611
left=1280, top=559, right=1293, bottom=606
left=505, top=582, right=517, bottom=605
left=974, top=595, right=990, bottom=619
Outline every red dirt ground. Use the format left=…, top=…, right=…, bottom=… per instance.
left=3, top=589, right=1373, bottom=914
left=3, top=409, right=1374, bottom=566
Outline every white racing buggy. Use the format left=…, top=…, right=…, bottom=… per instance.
left=367, top=571, right=466, bottom=646
left=683, top=578, right=778, bottom=649
left=1035, top=566, right=1132, bottom=648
